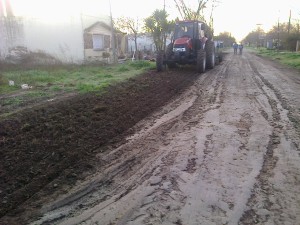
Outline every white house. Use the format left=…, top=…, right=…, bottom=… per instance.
left=128, top=34, right=156, bottom=53
left=83, top=21, right=127, bottom=63
left=0, top=0, right=127, bottom=64
left=127, top=33, right=172, bottom=54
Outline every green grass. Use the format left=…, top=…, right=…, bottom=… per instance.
left=1, top=97, right=23, bottom=106
left=0, top=60, right=155, bottom=95
left=0, top=91, right=50, bottom=109
left=256, top=48, right=300, bottom=70
left=0, top=84, right=19, bottom=93
left=0, top=61, right=155, bottom=116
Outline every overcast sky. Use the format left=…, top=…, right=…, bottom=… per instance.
left=7, top=0, right=300, bottom=41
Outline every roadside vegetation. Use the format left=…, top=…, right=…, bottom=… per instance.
left=0, top=60, right=155, bottom=118
left=256, top=48, right=300, bottom=70
left=243, top=12, right=300, bottom=71
left=0, top=61, right=155, bottom=95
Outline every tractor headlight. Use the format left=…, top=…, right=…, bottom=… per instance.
left=173, top=47, right=186, bottom=52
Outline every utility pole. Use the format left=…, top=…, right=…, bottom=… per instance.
left=288, top=9, right=291, bottom=34
left=163, top=0, right=166, bottom=51
left=109, top=0, right=117, bottom=64
left=277, top=16, right=280, bottom=51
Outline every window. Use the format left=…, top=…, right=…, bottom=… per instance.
left=92, top=34, right=104, bottom=51
left=199, top=24, right=204, bottom=38
left=92, top=34, right=111, bottom=51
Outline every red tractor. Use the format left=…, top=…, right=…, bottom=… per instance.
left=156, top=20, right=219, bottom=73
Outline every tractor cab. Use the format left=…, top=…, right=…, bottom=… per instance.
left=173, top=21, right=205, bottom=40
left=172, top=21, right=207, bottom=56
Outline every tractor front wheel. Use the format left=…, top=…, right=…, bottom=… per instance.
left=196, top=49, right=206, bottom=73
left=205, top=41, right=215, bottom=69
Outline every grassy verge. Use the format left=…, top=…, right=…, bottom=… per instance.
left=256, top=48, right=300, bottom=70
left=0, top=60, right=155, bottom=117
left=0, top=60, right=155, bottom=95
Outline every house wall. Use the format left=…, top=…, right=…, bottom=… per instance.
left=0, top=0, right=114, bottom=64
left=118, top=35, right=127, bottom=57
left=0, top=16, right=24, bottom=58
left=128, top=34, right=171, bottom=53
left=22, top=16, right=84, bottom=63
left=128, top=35, right=155, bottom=53
left=22, top=14, right=111, bottom=63
left=0, top=12, right=112, bottom=63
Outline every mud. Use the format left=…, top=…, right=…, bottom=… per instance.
left=0, top=68, right=199, bottom=224
left=1, top=50, right=300, bottom=225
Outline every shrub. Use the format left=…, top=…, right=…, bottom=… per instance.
left=129, top=60, right=151, bottom=69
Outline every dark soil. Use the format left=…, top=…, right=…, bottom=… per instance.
left=0, top=67, right=199, bottom=225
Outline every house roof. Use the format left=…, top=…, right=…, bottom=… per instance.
left=84, top=21, right=125, bottom=34
left=84, top=21, right=110, bottom=32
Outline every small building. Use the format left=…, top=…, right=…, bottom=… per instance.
left=83, top=21, right=127, bottom=63
left=127, top=33, right=171, bottom=55
left=128, top=34, right=156, bottom=53
left=0, top=0, right=127, bottom=64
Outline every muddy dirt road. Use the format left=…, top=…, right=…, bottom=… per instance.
left=3, top=50, right=300, bottom=225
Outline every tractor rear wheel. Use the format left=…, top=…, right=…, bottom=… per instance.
left=156, top=50, right=164, bottom=72
left=196, top=49, right=206, bottom=73
left=205, top=41, right=215, bottom=69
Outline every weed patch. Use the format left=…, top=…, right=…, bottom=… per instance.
left=129, top=61, right=153, bottom=69
left=1, top=97, right=23, bottom=106
left=257, top=49, right=300, bottom=70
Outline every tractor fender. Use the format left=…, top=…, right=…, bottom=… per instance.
left=201, top=37, right=208, bottom=49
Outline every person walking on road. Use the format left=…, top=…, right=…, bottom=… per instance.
left=233, top=43, right=238, bottom=55
left=239, top=44, right=244, bottom=55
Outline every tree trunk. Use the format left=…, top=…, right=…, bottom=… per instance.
left=134, top=33, right=138, bottom=54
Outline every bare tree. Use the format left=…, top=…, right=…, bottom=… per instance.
left=173, top=0, right=209, bottom=21
left=115, top=17, right=140, bottom=53
left=208, top=0, right=220, bottom=36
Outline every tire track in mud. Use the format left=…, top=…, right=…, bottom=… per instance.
left=30, top=66, right=227, bottom=225
left=30, top=52, right=300, bottom=225
left=34, top=121, right=180, bottom=224
left=191, top=56, right=259, bottom=225
left=250, top=57, right=300, bottom=150
left=60, top=64, right=230, bottom=225
left=238, top=59, right=288, bottom=225
left=236, top=112, right=252, bottom=153
left=181, top=60, right=228, bottom=124
left=122, top=66, right=230, bottom=225
left=169, top=55, right=267, bottom=225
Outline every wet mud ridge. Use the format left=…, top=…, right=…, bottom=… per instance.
left=2, top=50, right=300, bottom=225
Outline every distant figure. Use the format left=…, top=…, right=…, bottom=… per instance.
left=233, top=43, right=238, bottom=55
left=239, top=44, right=244, bottom=55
